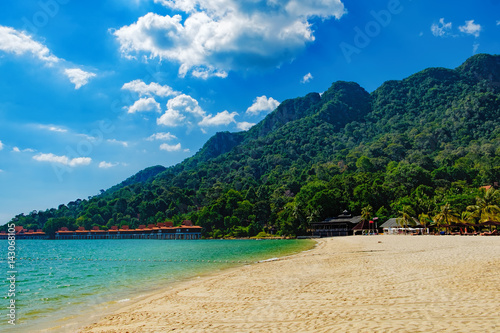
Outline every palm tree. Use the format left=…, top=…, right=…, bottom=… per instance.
left=361, top=205, right=373, bottom=221
left=418, top=213, right=432, bottom=234
left=467, top=187, right=500, bottom=230
left=458, top=211, right=476, bottom=233
left=398, top=205, right=418, bottom=233
left=433, top=203, right=458, bottom=234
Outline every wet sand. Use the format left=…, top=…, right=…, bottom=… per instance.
left=81, top=235, right=500, bottom=332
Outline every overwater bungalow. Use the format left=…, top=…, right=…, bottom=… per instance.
left=55, top=220, right=202, bottom=240
left=0, top=226, right=48, bottom=239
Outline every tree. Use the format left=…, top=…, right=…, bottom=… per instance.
left=356, top=156, right=375, bottom=172
left=361, top=205, right=373, bottom=222
left=466, top=187, right=500, bottom=230
left=43, top=217, right=76, bottom=239
left=398, top=205, right=417, bottom=230
left=433, top=203, right=459, bottom=232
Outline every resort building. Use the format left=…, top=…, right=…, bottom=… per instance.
left=55, top=220, right=202, bottom=240
left=0, top=226, right=49, bottom=239
left=352, top=217, right=379, bottom=235
left=311, top=212, right=361, bottom=237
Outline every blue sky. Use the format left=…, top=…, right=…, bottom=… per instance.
left=0, top=0, right=499, bottom=224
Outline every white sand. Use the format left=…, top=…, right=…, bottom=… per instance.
left=81, top=236, right=500, bottom=332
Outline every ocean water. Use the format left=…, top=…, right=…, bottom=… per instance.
left=1, top=239, right=314, bottom=332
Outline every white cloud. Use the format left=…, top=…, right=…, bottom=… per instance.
left=64, top=68, right=96, bottom=89
left=157, top=94, right=203, bottom=126
left=68, top=157, right=92, bottom=167
left=431, top=18, right=452, bottom=37
left=237, top=121, right=255, bottom=131
left=126, top=97, right=162, bottom=114
left=38, top=124, right=68, bottom=133
left=199, top=110, right=238, bottom=127
left=0, top=140, right=3, bottom=151
left=166, top=94, right=205, bottom=117
left=113, top=0, right=346, bottom=77
left=473, top=42, right=480, bottom=54
left=0, top=26, right=96, bottom=89
left=12, top=147, right=35, bottom=153
left=107, top=139, right=129, bottom=147
left=156, top=108, right=186, bottom=126
left=301, top=72, right=313, bottom=84
left=146, top=132, right=177, bottom=141
left=246, top=95, right=280, bottom=115
left=122, top=79, right=179, bottom=97
left=0, top=25, right=59, bottom=64
left=160, top=143, right=182, bottom=152
left=459, top=20, right=482, bottom=37
left=33, top=153, right=91, bottom=167
left=191, top=67, right=228, bottom=79
left=99, top=161, right=119, bottom=169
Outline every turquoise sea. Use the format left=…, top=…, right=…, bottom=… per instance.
left=1, top=239, right=314, bottom=332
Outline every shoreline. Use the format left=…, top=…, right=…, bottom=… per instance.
left=80, top=235, right=500, bottom=333
left=33, top=238, right=316, bottom=333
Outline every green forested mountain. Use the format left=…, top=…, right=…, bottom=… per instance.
left=8, top=54, right=500, bottom=238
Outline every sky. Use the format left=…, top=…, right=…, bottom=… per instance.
left=0, top=0, right=499, bottom=224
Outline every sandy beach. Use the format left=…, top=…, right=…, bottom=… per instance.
left=81, top=236, right=500, bottom=333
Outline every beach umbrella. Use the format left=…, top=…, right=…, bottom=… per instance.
left=481, top=220, right=500, bottom=232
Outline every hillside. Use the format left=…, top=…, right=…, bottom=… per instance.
left=7, top=54, right=500, bottom=238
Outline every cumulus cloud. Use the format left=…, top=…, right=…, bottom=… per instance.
left=301, top=72, right=313, bottom=84
left=156, top=108, right=186, bottom=126
left=167, top=94, right=205, bottom=117
left=113, top=0, right=346, bottom=77
left=126, top=97, right=162, bottom=113
left=431, top=18, right=452, bottom=37
left=199, top=110, right=238, bottom=127
left=160, top=142, right=182, bottom=152
left=64, top=68, right=96, bottom=89
left=146, top=132, right=177, bottom=141
left=246, top=95, right=280, bottom=115
left=0, top=25, right=59, bottom=63
left=99, top=161, right=119, bottom=169
left=33, top=153, right=91, bottom=167
left=122, top=79, right=179, bottom=97
left=0, top=140, right=3, bottom=151
left=157, top=94, right=203, bottom=126
left=459, top=20, right=482, bottom=37
left=157, top=94, right=240, bottom=130
left=237, top=121, right=255, bottom=131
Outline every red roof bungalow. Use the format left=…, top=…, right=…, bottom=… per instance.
left=108, top=226, right=119, bottom=233
left=90, top=226, right=106, bottom=233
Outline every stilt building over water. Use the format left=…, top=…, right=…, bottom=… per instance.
left=55, top=220, right=202, bottom=240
